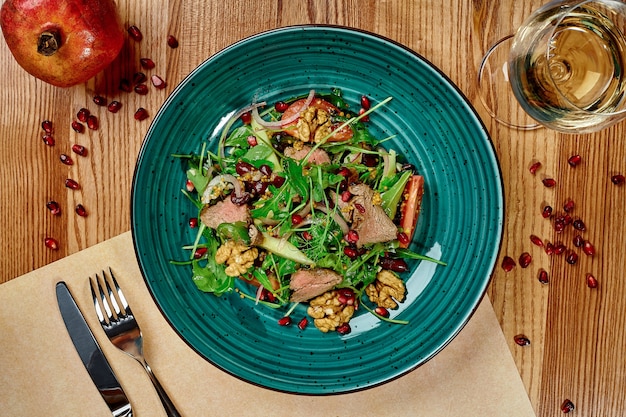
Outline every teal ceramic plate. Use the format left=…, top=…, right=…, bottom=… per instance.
left=131, top=26, right=503, bottom=395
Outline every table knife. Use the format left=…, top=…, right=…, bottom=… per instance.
left=56, top=281, right=133, bottom=417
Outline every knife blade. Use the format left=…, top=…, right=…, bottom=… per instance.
left=56, top=281, right=133, bottom=417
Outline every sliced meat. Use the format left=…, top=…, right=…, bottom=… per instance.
left=289, top=268, right=343, bottom=302
left=349, top=183, right=398, bottom=247
left=284, top=145, right=331, bottom=165
left=199, top=198, right=250, bottom=229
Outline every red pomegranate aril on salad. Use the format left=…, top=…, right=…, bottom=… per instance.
left=167, top=35, right=179, bottom=48
left=397, top=232, right=410, bottom=246
left=71, top=144, right=88, bottom=156
left=41, top=119, right=53, bottom=133
left=375, top=306, right=389, bottom=318
left=302, top=231, right=313, bottom=241
left=380, top=257, right=408, bottom=272
left=341, top=190, right=352, bottom=202
left=140, top=58, right=156, bottom=69
left=65, top=178, right=80, bottom=190
left=344, top=246, right=358, bottom=259
left=76, top=108, right=90, bottom=122
left=59, top=154, right=73, bottom=165
left=336, top=323, right=351, bottom=335
left=75, top=204, right=88, bottom=217
left=189, top=217, right=198, bottom=228
left=278, top=316, right=292, bottom=326
left=240, top=111, right=252, bottom=124
left=358, top=108, right=370, bottom=122
left=127, top=25, right=143, bottom=41
left=185, top=179, right=195, bottom=192
left=528, top=161, right=541, bottom=174
left=235, top=161, right=255, bottom=175
left=46, top=200, right=61, bottom=215
left=274, top=101, right=289, bottom=112
left=193, top=247, right=208, bottom=259
left=272, top=175, right=285, bottom=187
left=42, top=134, right=55, bottom=146
left=291, top=214, right=303, bottom=225
left=501, top=256, right=516, bottom=272
left=246, top=135, right=257, bottom=146
left=567, top=154, right=582, bottom=167
left=71, top=120, right=85, bottom=133
left=513, top=334, right=530, bottom=346
left=360, top=95, right=371, bottom=110
left=345, top=230, right=359, bottom=244
left=519, top=252, right=532, bottom=268
left=44, top=237, right=59, bottom=250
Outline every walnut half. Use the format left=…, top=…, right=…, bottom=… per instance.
left=215, top=240, right=258, bottom=277
left=365, top=270, right=406, bottom=309
left=307, top=290, right=355, bottom=333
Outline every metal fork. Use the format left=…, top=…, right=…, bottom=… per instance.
left=90, top=268, right=181, bottom=417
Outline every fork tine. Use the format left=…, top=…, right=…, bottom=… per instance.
left=90, top=276, right=107, bottom=325
left=103, top=269, right=123, bottom=318
left=108, top=267, right=132, bottom=316
left=96, top=273, right=115, bottom=323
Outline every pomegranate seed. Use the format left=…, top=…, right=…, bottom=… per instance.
left=542, top=205, right=553, bottom=218
left=528, top=161, right=542, bottom=174
left=41, top=119, right=53, bottom=133
left=134, top=108, right=149, bottom=121
left=354, top=203, right=366, bottom=214
left=336, top=323, right=351, bottom=335
left=140, top=58, right=156, bottom=69
left=185, top=179, right=195, bottom=192
left=519, top=252, right=532, bottom=268
left=345, top=230, right=359, bottom=244
left=272, top=176, right=285, bottom=187
left=542, top=177, right=556, bottom=187
left=278, top=316, right=292, bottom=326
left=167, top=35, right=179, bottom=48
left=586, top=273, right=598, bottom=288
left=119, top=78, right=132, bottom=92
left=65, top=178, right=80, bottom=190
left=567, top=154, right=582, bottom=167
left=59, top=154, right=73, bottom=165
left=545, top=241, right=555, bottom=255
left=554, top=217, right=566, bottom=233
left=572, top=219, right=586, bottom=231
left=380, top=257, right=408, bottom=272
left=538, top=269, right=549, bottom=284
left=71, top=120, right=84, bottom=133
left=513, top=334, right=530, bottom=346
left=375, top=306, right=389, bottom=318
left=133, top=72, right=147, bottom=84
left=193, top=247, right=207, bottom=259
left=341, top=190, right=352, bottom=202
left=189, top=217, right=198, bottom=228
left=530, top=234, right=543, bottom=247
left=134, top=83, right=149, bottom=95
left=302, top=231, right=313, bottom=240
left=566, top=251, right=578, bottom=265
left=71, top=144, right=88, bottom=156
left=107, top=101, right=122, bottom=113
left=75, top=204, right=87, bottom=217
left=240, top=111, right=251, bottom=124
left=46, top=200, right=61, bottom=215
left=44, top=237, right=59, bottom=250
left=291, top=214, right=303, bottom=225
left=358, top=108, right=370, bottom=122
left=42, top=134, right=55, bottom=146
left=563, top=199, right=574, bottom=212
left=275, top=101, right=289, bottom=112
left=151, top=75, right=167, bottom=89
left=260, top=288, right=276, bottom=302
left=337, top=167, right=350, bottom=177
left=343, top=246, right=358, bottom=258
left=127, top=25, right=143, bottom=41
left=360, top=95, right=371, bottom=110
left=573, top=234, right=584, bottom=247
left=582, top=240, right=595, bottom=256
left=297, top=317, right=308, bottom=330
left=501, top=256, right=516, bottom=272
left=560, top=399, right=575, bottom=413
left=611, top=174, right=625, bottom=185
left=93, top=95, right=107, bottom=106
left=397, top=232, right=410, bottom=246
left=76, top=108, right=90, bottom=122
left=247, top=135, right=257, bottom=146
left=87, top=115, right=98, bottom=130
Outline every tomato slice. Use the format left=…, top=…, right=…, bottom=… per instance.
left=281, top=97, right=353, bottom=142
left=399, top=175, right=424, bottom=248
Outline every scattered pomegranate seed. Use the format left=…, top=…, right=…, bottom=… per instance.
left=65, top=178, right=80, bottom=190
left=185, top=179, right=195, bottom=192
left=345, top=230, right=359, bottom=244
left=275, top=101, right=289, bottom=112
left=189, top=217, right=198, bottom=228
left=42, top=134, right=55, bottom=146
left=46, top=200, right=61, bottom=215
left=582, top=240, right=595, bottom=256
left=151, top=75, right=167, bottom=89
left=361, top=95, right=371, bottom=110
left=297, top=317, right=308, bottom=330
left=127, top=25, right=143, bottom=41
left=341, top=190, right=352, bottom=202
left=573, top=234, right=584, bottom=247
left=140, top=57, right=155, bottom=69
left=563, top=199, right=574, bottom=212
left=545, top=241, right=555, bottom=255
left=537, top=269, right=549, bottom=284
left=44, top=237, right=59, bottom=250
left=119, top=78, right=132, bottom=92
left=586, top=273, right=598, bottom=288
left=358, top=108, right=370, bottom=122
left=567, top=154, right=582, bottom=167
left=530, top=234, right=543, bottom=247
left=87, top=115, right=98, bottom=130
left=513, top=334, right=530, bottom=346
left=278, top=316, right=292, bottom=326
left=77, top=108, right=90, bottom=122
left=75, top=204, right=88, bottom=217
left=519, top=252, right=532, bottom=268
left=134, top=83, right=149, bottom=95
left=291, top=214, right=303, bottom=225
left=542, top=177, right=556, bottom=187
left=375, top=306, right=389, bottom=318
left=167, top=35, right=179, bottom=48
left=71, top=144, right=88, bottom=156
left=193, top=247, right=207, bottom=259
left=133, top=72, right=147, bottom=84
left=107, top=101, right=122, bottom=113
left=344, top=246, right=358, bottom=258
left=501, top=256, right=516, bottom=272
left=337, top=167, right=350, bottom=177
left=397, top=232, right=410, bottom=246
left=134, top=108, right=149, bottom=121
left=240, top=111, right=251, bottom=124
left=560, top=399, right=575, bottom=413
left=71, top=120, right=85, bottom=133
left=611, top=174, right=625, bottom=185
left=302, top=231, right=313, bottom=240
left=336, top=323, right=351, bottom=335
left=41, top=119, right=53, bottom=133
left=246, top=135, right=257, bottom=146
left=93, top=95, right=107, bottom=106
left=528, top=161, right=542, bottom=174
left=572, top=219, right=585, bottom=231
left=553, top=243, right=566, bottom=255
left=542, top=205, right=553, bottom=218
left=59, top=154, right=73, bottom=165
left=566, top=251, right=578, bottom=265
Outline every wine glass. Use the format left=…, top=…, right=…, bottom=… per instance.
left=478, top=0, right=626, bottom=133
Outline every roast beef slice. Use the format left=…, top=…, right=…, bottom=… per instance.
left=200, top=198, right=250, bottom=229
left=289, top=268, right=343, bottom=302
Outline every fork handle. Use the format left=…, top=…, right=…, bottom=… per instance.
left=143, top=361, right=182, bottom=417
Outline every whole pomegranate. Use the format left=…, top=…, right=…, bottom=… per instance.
left=0, top=0, right=124, bottom=87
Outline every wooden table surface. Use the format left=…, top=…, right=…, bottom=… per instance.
left=1, top=1, right=624, bottom=416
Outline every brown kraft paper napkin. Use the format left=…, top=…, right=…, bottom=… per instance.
left=0, top=232, right=536, bottom=417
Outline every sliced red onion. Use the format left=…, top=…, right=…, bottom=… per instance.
left=251, top=89, right=315, bottom=129
left=314, top=203, right=349, bottom=234
left=202, top=174, right=244, bottom=203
